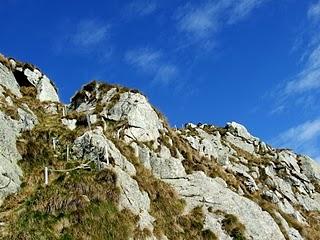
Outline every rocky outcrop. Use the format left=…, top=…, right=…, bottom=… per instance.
left=165, top=171, right=285, bottom=240
left=105, top=91, right=163, bottom=142
left=0, top=55, right=59, bottom=102
left=0, top=63, right=21, bottom=97
left=0, top=106, right=37, bottom=204
left=72, top=127, right=155, bottom=231
left=0, top=55, right=319, bottom=239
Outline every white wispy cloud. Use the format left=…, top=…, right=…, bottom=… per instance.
left=273, top=118, right=320, bottom=160
left=284, top=44, right=320, bottom=94
left=154, top=65, right=178, bottom=85
left=72, top=19, right=109, bottom=47
left=176, top=0, right=267, bottom=41
left=125, top=48, right=161, bottom=71
left=228, top=0, right=266, bottom=24
left=270, top=1, right=320, bottom=112
left=54, top=18, right=112, bottom=60
left=123, top=0, right=157, bottom=17
left=308, top=0, right=320, bottom=22
left=125, top=47, right=178, bottom=84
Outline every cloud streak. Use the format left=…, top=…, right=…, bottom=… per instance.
left=72, top=19, right=109, bottom=48
left=176, top=0, right=267, bottom=42
left=123, top=0, right=157, bottom=18
left=269, top=1, right=320, bottom=114
left=284, top=44, right=320, bottom=95
left=54, top=18, right=113, bottom=61
left=270, top=2, right=320, bottom=161
left=125, top=47, right=178, bottom=85
left=273, top=118, right=320, bottom=160
left=308, top=0, right=320, bottom=22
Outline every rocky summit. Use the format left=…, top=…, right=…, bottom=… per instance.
left=0, top=53, right=319, bottom=240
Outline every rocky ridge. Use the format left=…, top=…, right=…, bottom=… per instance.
left=0, top=54, right=319, bottom=240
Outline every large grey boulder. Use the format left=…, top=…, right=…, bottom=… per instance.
left=116, top=166, right=155, bottom=231
left=0, top=106, right=37, bottom=205
left=72, top=127, right=136, bottom=175
left=72, top=127, right=155, bottom=231
left=137, top=145, right=187, bottom=179
left=36, top=76, right=60, bottom=102
left=298, top=155, right=320, bottom=182
left=0, top=63, right=21, bottom=97
left=165, top=171, right=286, bottom=240
left=105, top=92, right=163, bottom=142
left=226, top=122, right=258, bottom=142
left=15, top=65, right=59, bottom=102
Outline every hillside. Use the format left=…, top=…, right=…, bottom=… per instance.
left=0, top=54, right=320, bottom=240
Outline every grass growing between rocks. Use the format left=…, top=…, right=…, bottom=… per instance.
left=213, top=210, right=246, bottom=240
left=221, top=214, right=246, bottom=240
left=112, top=139, right=217, bottom=240
left=253, top=196, right=320, bottom=240
left=0, top=102, right=141, bottom=240
left=0, top=101, right=19, bottom=120
left=135, top=166, right=217, bottom=240
left=163, top=128, right=240, bottom=191
left=0, top=54, right=12, bottom=70
left=1, top=168, right=137, bottom=240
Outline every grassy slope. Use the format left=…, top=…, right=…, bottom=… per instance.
left=0, top=85, right=216, bottom=240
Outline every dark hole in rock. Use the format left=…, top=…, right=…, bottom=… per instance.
left=13, top=70, right=33, bottom=87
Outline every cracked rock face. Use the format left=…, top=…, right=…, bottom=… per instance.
left=72, top=128, right=155, bottom=231
left=165, top=171, right=285, bottom=240
left=19, top=68, right=59, bottom=102
left=1, top=56, right=320, bottom=239
left=0, top=63, right=21, bottom=97
left=106, top=92, right=163, bottom=142
left=0, top=107, right=37, bottom=204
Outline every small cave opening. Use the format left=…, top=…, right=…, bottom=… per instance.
left=13, top=70, right=32, bottom=88
left=13, top=70, right=37, bottom=97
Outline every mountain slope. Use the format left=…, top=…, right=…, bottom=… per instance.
left=0, top=54, right=319, bottom=240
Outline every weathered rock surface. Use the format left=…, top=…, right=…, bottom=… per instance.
left=36, top=76, right=60, bottom=102
left=165, top=171, right=285, bottom=240
left=0, top=55, right=319, bottom=239
left=72, top=127, right=155, bottom=231
left=0, top=63, right=21, bottom=97
left=0, top=106, right=37, bottom=204
left=105, top=92, right=163, bottom=142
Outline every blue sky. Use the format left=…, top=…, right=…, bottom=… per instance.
left=1, top=0, right=320, bottom=160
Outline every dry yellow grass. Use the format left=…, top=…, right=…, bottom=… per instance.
left=0, top=54, right=12, bottom=69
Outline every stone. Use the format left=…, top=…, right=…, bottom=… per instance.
left=262, top=190, right=280, bottom=204
left=277, top=151, right=300, bottom=173
left=62, top=119, right=77, bottom=131
left=0, top=63, right=21, bottom=97
left=203, top=212, right=232, bottom=240
left=226, top=122, right=259, bottom=142
left=9, top=59, right=16, bottom=69
left=23, top=68, right=42, bottom=86
left=224, top=132, right=255, bottom=154
left=296, top=193, right=320, bottom=211
left=165, top=171, right=285, bottom=240
left=298, top=155, right=320, bottom=182
left=115, top=166, right=155, bottom=231
left=36, top=76, right=60, bottom=102
left=43, top=103, right=59, bottom=114
left=274, top=212, right=303, bottom=240
left=100, top=88, right=118, bottom=104
left=72, top=127, right=136, bottom=176
left=89, top=114, right=97, bottom=125
left=0, top=106, right=37, bottom=204
left=272, top=176, right=297, bottom=204
left=149, top=154, right=186, bottom=179
left=105, top=92, right=163, bottom=142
